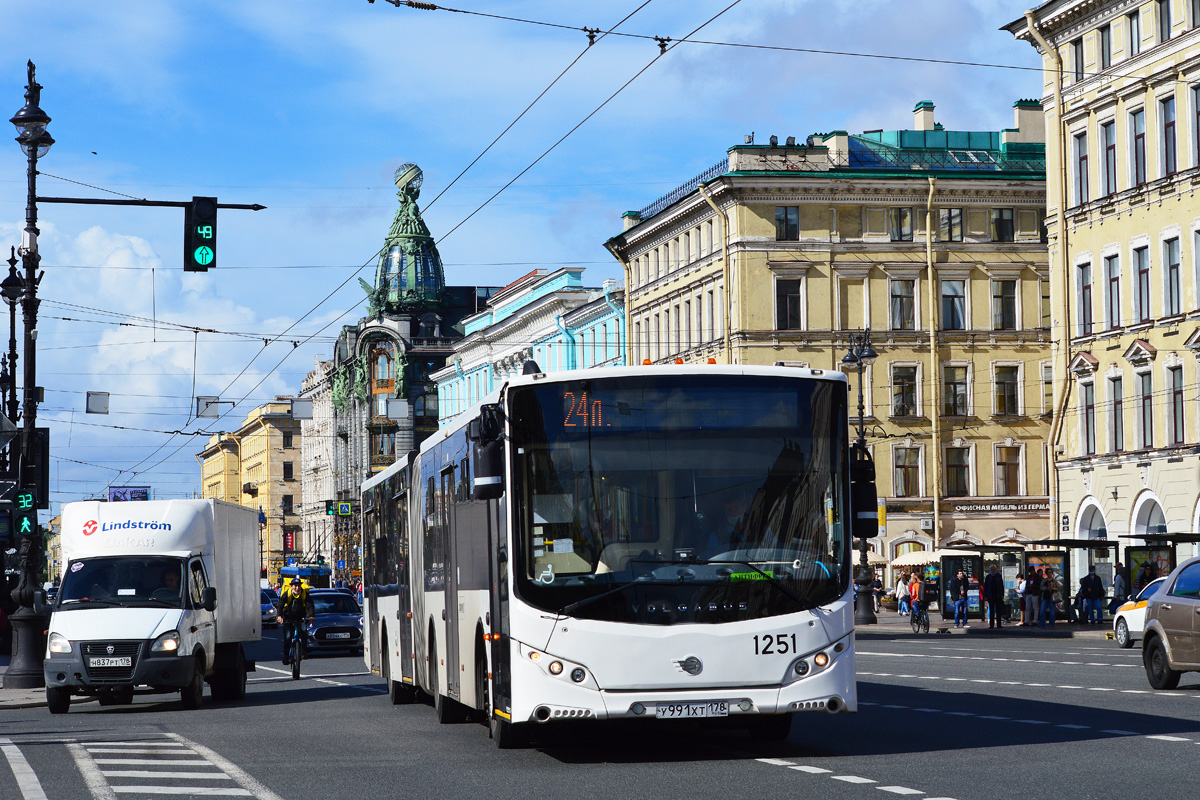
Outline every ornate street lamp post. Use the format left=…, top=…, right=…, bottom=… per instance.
left=0, top=248, right=22, bottom=479
left=4, top=60, right=52, bottom=689
left=842, top=330, right=878, bottom=626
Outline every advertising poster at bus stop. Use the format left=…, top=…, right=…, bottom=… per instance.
left=1026, top=552, right=1066, bottom=587
left=1127, top=547, right=1171, bottom=589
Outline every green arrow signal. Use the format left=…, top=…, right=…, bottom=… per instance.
left=193, top=246, right=214, bottom=266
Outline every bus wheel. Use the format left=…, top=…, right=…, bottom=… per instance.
left=384, top=646, right=414, bottom=705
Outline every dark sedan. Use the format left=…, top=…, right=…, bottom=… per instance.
left=305, top=589, right=364, bottom=654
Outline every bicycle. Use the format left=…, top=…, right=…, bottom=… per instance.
left=282, top=617, right=312, bottom=680
left=909, top=603, right=929, bottom=634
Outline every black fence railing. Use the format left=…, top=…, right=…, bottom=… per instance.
left=637, top=159, right=727, bottom=220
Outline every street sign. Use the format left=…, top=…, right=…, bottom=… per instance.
left=337, top=501, right=352, bottom=516
left=337, top=559, right=345, bottom=569
left=0, top=414, right=16, bottom=451
left=286, top=558, right=296, bottom=566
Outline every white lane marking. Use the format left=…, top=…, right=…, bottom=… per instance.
left=67, top=743, right=118, bottom=800
left=1057, top=724, right=1090, bottom=729
left=877, top=787, right=924, bottom=796
left=1088, top=688, right=1116, bottom=692
left=882, top=704, right=908, bottom=709
left=86, top=749, right=196, bottom=755
left=79, top=743, right=181, bottom=748
left=101, top=772, right=232, bottom=780
left=1102, top=730, right=1139, bottom=735
left=944, top=711, right=975, bottom=716
left=978, top=715, right=1009, bottom=720
left=997, top=681, right=1022, bottom=685
left=860, top=701, right=879, bottom=706
left=254, top=665, right=387, bottom=694
left=0, top=738, right=49, bottom=800
left=1121, top=690, right=1149, bottom=694
left=165, top=734, right=286, bottom=800
left=756, top=758, right=795, bottom=766
left=789, top=766, right=832, bottom=774
left=832, top=776, right=877, bottom=784
left=858, top=650, right=1128, bottom=669
left=1056, top=685, right=1083, bottom=689
left=93, top=760, right=211, bottom=766
left=1014, top=720, right=1048, bottom=725
left=111, top=788, right=250, bottom=796
left=1146, top=735, right=1191, bottom=742
left=969, top=679, right=994, bottom=683
left=914, top=708, right=940, bottom=712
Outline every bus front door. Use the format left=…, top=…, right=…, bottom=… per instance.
left=441, top=467, right=460, bottom=700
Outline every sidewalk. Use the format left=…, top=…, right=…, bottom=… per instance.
left=0, top=655, right=97, bottom=710
left=861, top=606, right=1112, bottom=639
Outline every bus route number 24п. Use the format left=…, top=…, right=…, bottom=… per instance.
left=753, top=633, right=798, bottom=655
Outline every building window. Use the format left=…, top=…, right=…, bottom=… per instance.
left=995, top=366, right=1020, bottom=416
left=1099, top=23, right=1112, bottom=69
left=682, top=301, right=691, bottom=352
left=1071, top=37, right=1084, bottom=81
left=1162, top=96, right=1177, bottom=176
left=890, top=279, right=915, bottom=330
left=1078, top=262, right=1093, bottom=335
left=775, top=206, right=799, bottom=241
left=890, top=208, right=913, bottom=242
left=1111, top=376, right=1124, bottom=452
left=941, top=279, right=966, bottom=330
left=892, top=365, right=917, bottom=416
left=1165, top=237, right=1181, bottom=315
left=1170, top=366, right=1185, bottom=444
left=282, top=432, right=293, bottom=449
left=1074, top=131, right=1089, bottom=205
left=1131, top=109, right=1147, bottom=186
left=1134, top=245, right=1151, bottom=322
left=1105, top=254, right=1121, bottom=328
left=938, top=208, right=963, bottom=242
left=894, top=448, right=921, bottom=497
left=1195, top=87, right=1200, bottom=169
left=992, top=280, right=1017, bottom=330
left=945, top=448, right=970, bottom=497
left=282, top=495, right=294, bottom=516
left=1159, top=0, right=1173, bottom=42
left=776, top=279, right=802, bottom=330
left=944, top=366, right=969, bottom=416
left=1083, top=382, right=1097, bottom=455
left=283, top=462, right=294, bottom=482
left=996, top=447, right=1021, bottom=496
left=1195, top=0, right=1200, bottom=27
left=1042, top=363, right=1054, bottom=415
left=990, top=208, right=1014, bottom=242
left=1139, top=372, right=1154, bottom=448
left=1129, top=9, right=1142, bottom=55
left=1040, top=278, right=1051, bottom=329
left=1101, top=120, right=1117, bottom=196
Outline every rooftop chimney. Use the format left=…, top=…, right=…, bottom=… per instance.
left=913, top=101, right=935, bottom=131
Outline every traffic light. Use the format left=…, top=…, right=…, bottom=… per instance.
left=13, top=489, right=36, bottom=538
left=325, top=499, right=334, bottom=516
left=184, top=196, right=217, bottom=272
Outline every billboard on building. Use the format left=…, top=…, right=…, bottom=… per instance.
left=108, top=486, right=151, bottom=503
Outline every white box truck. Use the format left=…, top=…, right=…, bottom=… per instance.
left=39, top=499, right=260, bottom=713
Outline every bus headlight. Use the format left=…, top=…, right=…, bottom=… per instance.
left=814, top=652, right=829, bottom=667
left=548, top=661, right=563, bottom=675
left=571, top=668, right=586, bottom=683
left=48, top=632, right=71, bottom=654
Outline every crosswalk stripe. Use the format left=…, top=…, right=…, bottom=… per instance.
left=101, top=772, right=233, bottom=780
left=0, top=738, right=49, bottom=800
left=111, top=788, right=252, bottom=796
left=94, top=759, right=211, bottom=766
left=87, top=749, right=197, bottom=755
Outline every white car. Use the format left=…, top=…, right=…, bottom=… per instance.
left=1113, top=577, right=1166, bottom=648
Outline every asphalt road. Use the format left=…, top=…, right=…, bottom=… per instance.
left=2, top=626, right=1197, bottom=800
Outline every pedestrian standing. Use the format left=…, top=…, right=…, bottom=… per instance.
left=983, top=565, right=1004, bottom=629
left=1133, top=562, right=1156, bottom=595
left=1078, top=564, right=1105, bottom=624
left=950, top=569, right=970, bottom=628
left=871, top=571, right=883, bottom=613
left=896, top=573, right=911, bottom=615
left=1015, top=573, right=1027, bottom=625
left=1110, top=563, right=1128, bottom=615
left=1039, top=569, right=1059, bottom=627
left=1027, top=568, right=1043, bottom=626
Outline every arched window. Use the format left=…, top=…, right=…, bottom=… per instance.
left=1078, top=504, right=1107, bottom=540
left=1134, top=498, right=1167, bottom=537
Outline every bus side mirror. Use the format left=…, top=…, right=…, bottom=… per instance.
left=850, top=449, right=878, bottom=540
left=473, top=403, right=505, bottom=501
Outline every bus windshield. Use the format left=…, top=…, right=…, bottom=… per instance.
left=508, top=374, right=850, bottom=624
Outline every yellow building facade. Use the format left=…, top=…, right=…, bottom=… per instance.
left=197, top=400, right=302, bottom=583
left=1008, top=1, right=1200, bottom=581
left=607, top=102, right=1051, bottom=578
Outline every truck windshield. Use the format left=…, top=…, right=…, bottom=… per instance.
left=508, top=374, right=850, bottom=625
left=58, top=556, right=187, bottom=609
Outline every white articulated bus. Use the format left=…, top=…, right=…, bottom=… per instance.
left=362, top=363, right=874, bottom=747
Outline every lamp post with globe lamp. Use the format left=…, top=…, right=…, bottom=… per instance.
left=842, top=330, right=879, bottom=626
left=0, top=248, right=23, bottom=478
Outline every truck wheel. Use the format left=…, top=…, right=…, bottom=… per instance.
left=46, top=687, right=70, bottom=715
left=181, top=657, right=204, bottom=709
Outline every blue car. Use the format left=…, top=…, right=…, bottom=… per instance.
left=305, top=589, right=364, bottom=654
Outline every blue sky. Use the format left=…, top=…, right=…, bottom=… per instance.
left=0, top=0, right=1042, bottom=510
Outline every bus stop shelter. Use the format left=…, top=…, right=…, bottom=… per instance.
left=942, top=544, right=1027, bottom=622
left=1117, top=533, right=1200, bottom=590
left=1028, top=539, right=1122, bottom=622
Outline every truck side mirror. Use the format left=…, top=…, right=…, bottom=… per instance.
left=201, top=586, right=217, bottom=612
left=33, top=589, right=51, bottom=616
left=850, top=448, right=878, bottom=540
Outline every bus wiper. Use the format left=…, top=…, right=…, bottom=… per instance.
left=703, top=559, right=815, bottom=610
left=558, top=578, right=671, bottom=617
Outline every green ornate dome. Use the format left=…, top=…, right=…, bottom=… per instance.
left=360, top=162, right=445, bottom=317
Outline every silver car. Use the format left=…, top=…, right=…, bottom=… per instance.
left=260, top=590, right=278, bottom=629
left=1142, top=557, right=1200, bottom=689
